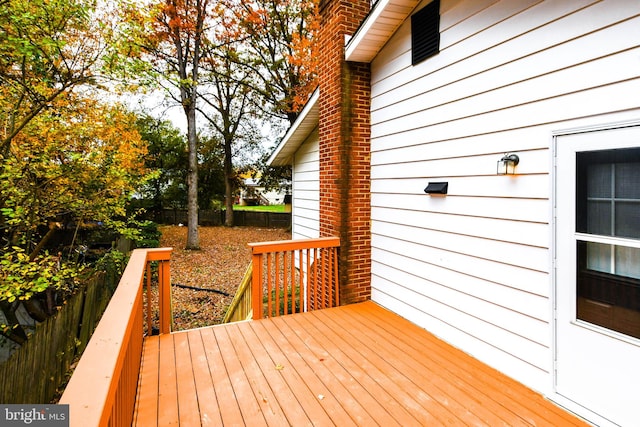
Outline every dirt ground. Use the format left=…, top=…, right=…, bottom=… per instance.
left=159, top=225, right=291, bottom=331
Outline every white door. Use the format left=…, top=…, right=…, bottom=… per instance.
left=555, top=125, right=640, bottom=427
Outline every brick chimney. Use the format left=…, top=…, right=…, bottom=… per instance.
left=317, top=0, right=371, bottom=304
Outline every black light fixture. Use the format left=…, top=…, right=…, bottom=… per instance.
left=497, top=153, right=519, bottom=175
left=424, top=182, right=448, bottom=195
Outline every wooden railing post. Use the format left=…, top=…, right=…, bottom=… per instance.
left=251, top=253, right=264, bottom=320
left=158, top=258, right=171, bottom=334
left=147, top=248, right=173, bottom=334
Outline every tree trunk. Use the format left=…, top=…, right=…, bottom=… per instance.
left=224, top=137, right=234, bottom=227
left=185, top=104, right=200, bottom=249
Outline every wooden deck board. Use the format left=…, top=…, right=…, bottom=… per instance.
left=241, top=320, right=345, bottom=426
left=225, top=322, right=295, bottom=426
left=346, top=303, right=535, bottom=426
left=198, top=328, right=244, bottom=426
left=264, top=317, right=380, bottom=426
left=185, top=330, right=222, bottom=426
left=290, top=307, right=425, bottom=426
left=356, top=303, right=585, bottom=426
left=174, top=333, right=201, bottom=426
left=315, top=305, right=506, bottom=426
left=133, top=336, right=159, bottom=425
left=157, top=334, right=179, bottom=426
left=251, top=316, right=355, bottom=426
left=134, top=302, right=590, bottom=426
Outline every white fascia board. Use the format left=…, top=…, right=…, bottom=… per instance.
left=267, top=89, right=319, bottom=166
left=345, top=0, right=420, bottom=63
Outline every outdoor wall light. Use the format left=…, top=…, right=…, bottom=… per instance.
left=497, top=153, right=519, bottom=175
left=424, top=182, right=448, bottom=195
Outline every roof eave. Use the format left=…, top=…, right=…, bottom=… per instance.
left=345, top=0, right=421, bottom=63
left=268, top=89, right=320, bottom=167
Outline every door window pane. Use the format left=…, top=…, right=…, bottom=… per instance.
left=576, top=148, right=640, bottom=339
left=615, top=245, right=640, bottom=280
left=615, top=163, right=640, bottom=199
left=588, top=163, right=612, bottom=197
left=586, top=241, right=611, bottom=274
left=615, top=201, right=640, bottom=239
left=587, top=201, right=611, bottom=235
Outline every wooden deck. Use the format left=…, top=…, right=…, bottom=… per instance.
left=133, top=301, right=589, bottom=426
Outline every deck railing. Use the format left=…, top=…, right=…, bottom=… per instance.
left=222, top=262, right=253, bottom=323
left=60, top=248, right=172, bottom=427
left=249, top=237, right=340, bottom=320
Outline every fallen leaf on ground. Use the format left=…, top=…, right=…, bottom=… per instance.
left=160, top=225, right=291, bottom=331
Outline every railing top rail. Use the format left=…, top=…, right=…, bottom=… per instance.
left=145, top=247, right=175, bottom=261
left=60, top=247, right=172, bottom=427
left=248, top=237, right=340, bottom=254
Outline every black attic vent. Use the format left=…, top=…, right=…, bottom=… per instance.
left=412, top=0, right=440, bottom=65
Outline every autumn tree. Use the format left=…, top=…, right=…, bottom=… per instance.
left=221, top=0, right=319, bottom=196
left=0, top=0, right=107, bottom=154
left=197, top=134, right=229, bottom=210
left=0, top=93, right=148, bottom=344
left=115, top=0, right=215, bottom=249
left=135, top=115, right=189, bottom=211
left=224, top=0, right=320, bottom=124
left=0, top=0, right=144, bottom=344
left=199, top=14, right=263, bottom=226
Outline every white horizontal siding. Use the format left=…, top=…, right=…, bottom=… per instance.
left=371, top=192, right=549, bottom=222
left=370, top=262, right=549, bottom=363
left=292, top=128, right=320, bottom=240
left=369, top=0, right=640, bottom=392
left=372, top=206, right=549, bottom=248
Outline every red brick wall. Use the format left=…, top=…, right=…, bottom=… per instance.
left=318, top=0, right=371, bottom=304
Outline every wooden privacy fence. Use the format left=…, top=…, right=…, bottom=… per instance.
left=149, top=209, right=291, bottom=228
left=248, top=237, right=340, bottom=320
left=0, top=272, right=117, bottom=404
left=60, top=248, right=172, bottom=427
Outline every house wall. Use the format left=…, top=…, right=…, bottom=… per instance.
left=368, top=0, right=640, bottom=393
left=292, top=128, right=320, bottom=240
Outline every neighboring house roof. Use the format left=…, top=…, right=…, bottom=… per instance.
left=268, top=89, right=319, bottom=166
left=345, top=0, right=421, bottom=63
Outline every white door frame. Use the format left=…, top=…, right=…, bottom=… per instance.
left=552, top=119, right=640, bottom=427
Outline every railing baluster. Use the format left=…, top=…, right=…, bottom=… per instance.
left=267, top=252, right=273, bottom=318
left=157, top=258, right=172, bottom=334
left=283, top=251, right=289, bottom=315
left=304, top=249, right=312, bottom=311
left=145, top=262, right=152, bottom=334
left=289, top=251, right=297, bottom=313
left=321, top=248, right=326, bottom=309
left=298, top=249, right=304, bottom=314
left=251, top=252, right=263, bottom=320
left=248, top=237, right=340, bottom=319
left=275, top=252, right=280, bottom=317
left=328, top=249, right=332, bottom=308
left=312, top=247, right=318, bottom=311
left=333, top=248, right=339, bottom=306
